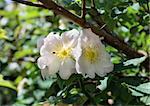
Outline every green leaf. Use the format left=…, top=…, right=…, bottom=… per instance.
left=128, top=82, right=150, bottom=95
left=14, top=49, right=33, bottom=59
left=45, top=81, right=59, bottom=98
left=140, top=96, right=150, bottom=105
left=136, top=82, right=150, bottom=94
left=113, top=63, right=136, bottom=72
left=0, top=74, right=16, bottom=90
left=123, top=56, right=147, bottom=66
left=119, top=83, right=133, bottom=103
left=19, top=97, right=34, bottom=104
left=119, top=76, right=146, bottom=86
left=0, top=29, right=8, bottom=39
left=0, top=10, right=19, bottom=17
left=85, top=83, right=96, bottom=93
left=97, top=77, right=108, bottom=91
left=129, top=88, right=144, bottom=97
left=33, top=90, right=45, bottom=100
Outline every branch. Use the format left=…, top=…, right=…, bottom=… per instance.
left=91, top=0, right=95, bottom=8
left=12, top=0, right=46, bottom=8
left=146, top=0, right=150, bottom=13
left=38, top=0, right=142, bottom=57
left=12, top=0, right=149, bottom=70
left=81, top=0, right=86, bottom=21
left=38, top=0, right=88, bottom=28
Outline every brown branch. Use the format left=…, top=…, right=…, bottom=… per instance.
left=89, top=7, right=112, bottom=34
left=12, top=0, right=149, bottom=70
left=38, top=0, right=88, bottom=28
left=81, top=0, right=86, bottom=21
left=12, top=0, right=46, bottom=8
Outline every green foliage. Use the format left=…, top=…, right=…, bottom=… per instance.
left=0, top=29, right=8, bottom=39
left=0, top=0, right=149, bottom=105
left=0, top=74, right=16, bottom=90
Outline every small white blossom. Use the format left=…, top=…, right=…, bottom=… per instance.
left=37, top=29, right=79, bottom=79
left=73, top=28, right=114, bottom=78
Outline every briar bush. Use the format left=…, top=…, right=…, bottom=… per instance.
left=0, top=0, right=149, bottom=106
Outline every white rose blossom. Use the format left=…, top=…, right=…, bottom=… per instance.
left=37, top=28, right=113, bottom=79
left=37, top=29, right=79, bottom=79
left=73, top=29, right=114, bottom=78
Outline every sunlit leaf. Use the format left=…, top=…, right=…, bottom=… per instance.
left=128, top=82, right=150, bottom=95
left=14, top=49, right=33, bottom=59
left=0, top=74, right=16, bottom=90
left=97, top=77, right=108, bottom=91
left=123, top=56, right=147, bottom=66
left=140, top=96, right=150, bottom=105
left=129, top=88, right=144, bottom=97
left=0, top=29, right=8, bottom=39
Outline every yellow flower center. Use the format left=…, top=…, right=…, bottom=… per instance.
left=83, top=47, right=99, bottom=63
left=52, top=48, right=71, bottom=59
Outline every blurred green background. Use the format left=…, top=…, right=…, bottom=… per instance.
left=0, top=0, right=149, bottom=106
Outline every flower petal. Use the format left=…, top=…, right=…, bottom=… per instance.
left=37, top=55, right=61, bottom=78
left=74, top=28, right=113, bottom=78
left=95, top=44, right=114, bottom=76
left=59, top=58, right=75, bottom=80
left=76, top=55, right=96, bottom=78
left=81, top=28, right=101, bottom=46
left=61, top=29, right=79, bottom=48
left=40, top=33, right=63, bottom=56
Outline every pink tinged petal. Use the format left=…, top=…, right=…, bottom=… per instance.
left=95, top=49, right=114, bottom=76
left=41, top=67, right=49, bottom=79
left=40, top=45, right=51, bottom=56
left=40, top=34, right=63, bottom=56
left=72, top=36, right=82, bottom=62
left=102, top=65, right=114, bottom=74
left=81, top=28, right=101, bottom=45
left=59, top=58, right=75, bottom=80
left=74, top=38, right=85, bottom=74
left=95, top=63, right=107, bottom=77
left=85, top=64, right=96, bottom=79
left=37, top=55, right=61, bottom=79
left=75, top=55, right=86, bottom=74
left=76, top=55, right=96, bottom=78
left=37, top=56, right=48, bottom=70
left=45, top=32, right=60, bottom=42
left=61, top=29, right=79, bottom=48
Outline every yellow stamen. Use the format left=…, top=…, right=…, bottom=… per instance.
left=83, top=47, right=99, bottom=63
left=52, top=48, right=71, bottom=59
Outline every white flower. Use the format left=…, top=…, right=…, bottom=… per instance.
left=37, top=29, right=79, bottom=79
left=74, top=28, right=114, bottom=78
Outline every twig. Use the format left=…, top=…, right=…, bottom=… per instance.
left=146, top=0, right=150, bottom=13
left=81, top=0, right=86, bottom=21
left=38, top=0, right=88, bottom=28
left=91, top=0, right=95, bottom=8
left=89, top=7, right=112, bottom=34
left=12, top=0, right=46, bottom=8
